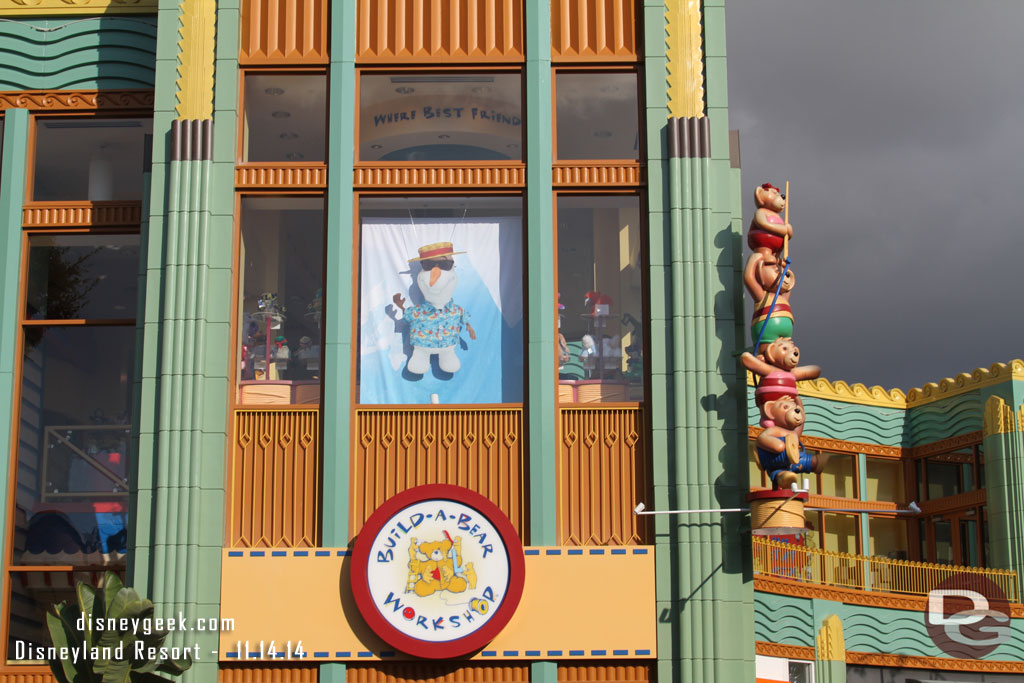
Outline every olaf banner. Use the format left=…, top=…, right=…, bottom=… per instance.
left=359, top=219, right=524, bottom=404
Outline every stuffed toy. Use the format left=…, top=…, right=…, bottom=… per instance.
left=392, top=242, right=476, bottom=375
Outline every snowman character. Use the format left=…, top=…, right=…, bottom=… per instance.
left=392, top=242, right=476, bottom=375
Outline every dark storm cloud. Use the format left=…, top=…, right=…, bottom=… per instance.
left=725, top=0, right=1024, bottom=391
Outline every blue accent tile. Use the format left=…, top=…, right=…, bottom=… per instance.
left=482, top=651, right=497, bottom=657
left=545, top=549, right=561, bottom=555
left=589, top=549, right=605, bottom=555
left=524, top=549, right=539, bottom=555
left=381, top=651, right=395, bottom=657
left=272, top=551, right=286, bottom=557
left=275, top=653, right=285, bottom=659
left=636, top=649, right=651, bottom=655
left=315, top=550, right=330, bottom=556
left=547, top=650, right=562, bottom=656
left=314, top=652, right=329, bottom=658
left=250, top=551, right=265, bottom=557
left=357, top=651, right=373, bottom=657
left=226, top=652, right=239, bottom=658
left=336, top=652, right=351, bottom=658
left=294, top=551, right=309, bottom=556
left=503, top=650, right=519, bottom=656
left=591, top=650, right=606, bottom=655
left=338, top=550, right=350, bottom=556
left=632, top=548, right=649, bottom=554
left=611, top=549, right=626, bottom=555
left=568, top=549, right=583, bottom=555
left=228, top=551, right=243, bottom=557
left=569, top=650, right=585, bottom=656
left=525, top=650, right=541, bottom=656
left=613, top=650, right=628, bottom=655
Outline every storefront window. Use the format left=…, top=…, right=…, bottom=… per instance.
left=925, top=448, right=975, bottom=499
left=557, top=196, right=644, bottom=403
left=820, top=452, right=855, bottom=498
left=32, top=118, right=152, bottom=201
left=242, top=73, right=327, bottom=163
left=823, top=512, right=858, bottom=554
left=868, top=517, right=908, bottom=559
left=25, top=235, right=139, bottom=320
left=555, top=72, right=639, bottom=160
left=359, top=73, right=523, bottom=161
left=236, top=197, right=324, bottom=405
left=864, top=457, right=903, bottom=502
left=357, top=196, right=524, bottom=404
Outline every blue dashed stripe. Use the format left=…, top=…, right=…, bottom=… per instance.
left=611, top=549, right=626, bottom=555
left=567, top=549, right=583, bottom=555
left=525, top=650, right=541, bottom=656
left=228, top=551, right=243, bottom=557
left=524, top=549, right=539, bottom=555
left=250, top=551, right=265, bottom=557
left=636, top=649, right=651, bottom=655
left=569, top=650, right=585, bottom=656
left=545, top=549, right=561, bottom=555
left=380, top=651, right=395, bottom=658
left=589, top=549, right=605, bottom=555
left=294, top=551, right=309, bottom=556
left=335, top=652, right=351, bottom=658
left=316, top=550, right=330, bottom=556
left=503, top=650, right=519, bottom=656
left=357, top=651, right=373, bottom=657
left=226, top=652, right=239, bottom=658
left=313, top=652, right=329, bottom=658
left=591, top=650, right=606, bottom=655
left=613, top=649, right=629, bottom=655
left=482, top=650, right=497, bottom=657
left=337, top=550, right=350, bottom=556
left=547, top=650, right=562, bottom=656
left=272, top=551, right=287, bottom=557
left=632, top=548, right=649, bottom=554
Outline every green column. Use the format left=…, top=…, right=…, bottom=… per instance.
left=983, top=392, right=1024, bottom=595
left=0, top=110, right=29, bottom=617
left=321, top=0, right=359, bottom=679
left=525, top=0, right=556, bottom=546
left=650, top=0, right=754, bottom=680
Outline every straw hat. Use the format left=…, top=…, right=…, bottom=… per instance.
left=409, top=242, right=466, bottom=262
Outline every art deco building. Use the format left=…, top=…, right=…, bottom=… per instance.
left=0, top=1, right=1020, bottom=683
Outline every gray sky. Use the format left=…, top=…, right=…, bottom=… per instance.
left=725, top=0, right=1024, bottom=391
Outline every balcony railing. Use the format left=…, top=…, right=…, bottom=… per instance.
left=752, top=536, right=1020, bottom=602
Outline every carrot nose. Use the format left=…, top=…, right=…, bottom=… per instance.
left=429, top=266, right=442, bottom=287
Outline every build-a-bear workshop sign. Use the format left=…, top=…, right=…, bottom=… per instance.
left=350, top=485, right=525, bottom=659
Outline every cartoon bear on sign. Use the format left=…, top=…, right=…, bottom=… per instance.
left=407, top=536, right=478, bottom=598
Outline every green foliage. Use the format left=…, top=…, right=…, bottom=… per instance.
left=45, top=571, right=192, bottom=683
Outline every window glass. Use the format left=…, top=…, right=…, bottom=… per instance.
left=358, top=196, right=524, bottom=404
left=926, top=451, right=971, bottom=499
left=868, top=517, right=908, bottom=559
left=14, top=326, right=134, bottom=567
left=933, top=518, right=953, bottom=564
left=556, top=72, right=639, bottom=160
left=25, top=234, right=139, bottom=320
left=359, top=73, right=523, bottom=161
left=557, top=196, right=644, bottom=403
left=864, top=457, right=903, bottom=502
left=823, top=512, right=858, bottom=554
left=237, top=197, right=324, bottom=405
left=820, top=453, right=854, bottom=498
left=33, top=118, right=152, bottom=201
left=243, top=73, right=327, bottom=162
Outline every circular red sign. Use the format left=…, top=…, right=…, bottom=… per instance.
left=350, top=485, right=526, bottom=659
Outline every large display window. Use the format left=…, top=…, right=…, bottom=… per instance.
left=556, top=195, right=645, bottom=403
left=555, top=71, right=640, bottom=161
left=31, top=118, right=152, bottom=201
left=235, top=197, right=325, bottom=405
left=241, top=72, right=327, bottom=163
left=358, top=73, right=523, bottom=162
left=357, top=196, right=524, bottom=404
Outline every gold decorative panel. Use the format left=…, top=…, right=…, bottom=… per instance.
left=240, top=0, right=328, bottom=64
left=551, top=0, right=638, bottom=62
left=356, top=0, right=524, bottom=63
left=352, top=408, right=524, bottom=538
left=230, top=409, right=320, bottom=548
left=558, top=407, right=648, bottom=545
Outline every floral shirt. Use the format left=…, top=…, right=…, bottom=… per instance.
left=405, top=300, right=470, bottom=349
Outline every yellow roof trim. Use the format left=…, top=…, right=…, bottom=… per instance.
left=746, top=359, right=1024, bottom=409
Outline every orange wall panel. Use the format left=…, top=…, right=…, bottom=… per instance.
left=219, top=665, right=318, bottom=683
left=558, top=407, right=648, bottom=545
left=347, top=663, right=528, bottom=682
left=357, top=0, right=524, bottom=63
left=240, top=0, right=328, bottom=64
left=551, top=0, right=637, bottom=61
left=558, top=663, right=652, bottom=682
left=352, top=408, right=525, bottom=539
